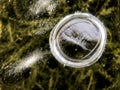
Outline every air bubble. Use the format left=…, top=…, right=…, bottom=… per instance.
left=49, top=12, right=107, bottom=68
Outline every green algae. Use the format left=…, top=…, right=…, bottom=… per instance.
left=0, top=0, right=120, bottom=90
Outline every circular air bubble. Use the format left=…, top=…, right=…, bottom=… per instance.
left=49, top=12, right=107, bottom=68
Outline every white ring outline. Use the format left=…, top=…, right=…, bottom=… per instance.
left=49, top=12, right=107, bottom=68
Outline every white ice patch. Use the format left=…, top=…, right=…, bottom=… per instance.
left=8, top=49, right=48, bottom=75
left=29, top=0, right=57, bottom=15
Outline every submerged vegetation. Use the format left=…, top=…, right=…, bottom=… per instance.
left=0, top=0, right=120, bottom=90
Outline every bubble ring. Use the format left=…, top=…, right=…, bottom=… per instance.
left=49, top=12, right=107, bottom=68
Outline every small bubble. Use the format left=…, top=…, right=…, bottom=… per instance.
left=75, top=48, right=78, bottom=51
left=102, top=64, right=105, bottom=67
left=63, top=64, right=66, bottom=67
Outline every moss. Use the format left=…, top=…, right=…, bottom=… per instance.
left=0, top=0, right=120, bottom=90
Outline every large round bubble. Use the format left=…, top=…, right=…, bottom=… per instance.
left=49, top=12, right=107, bottom=68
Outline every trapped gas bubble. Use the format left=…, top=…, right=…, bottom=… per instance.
left=49, top=12, right=107, bottom=68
